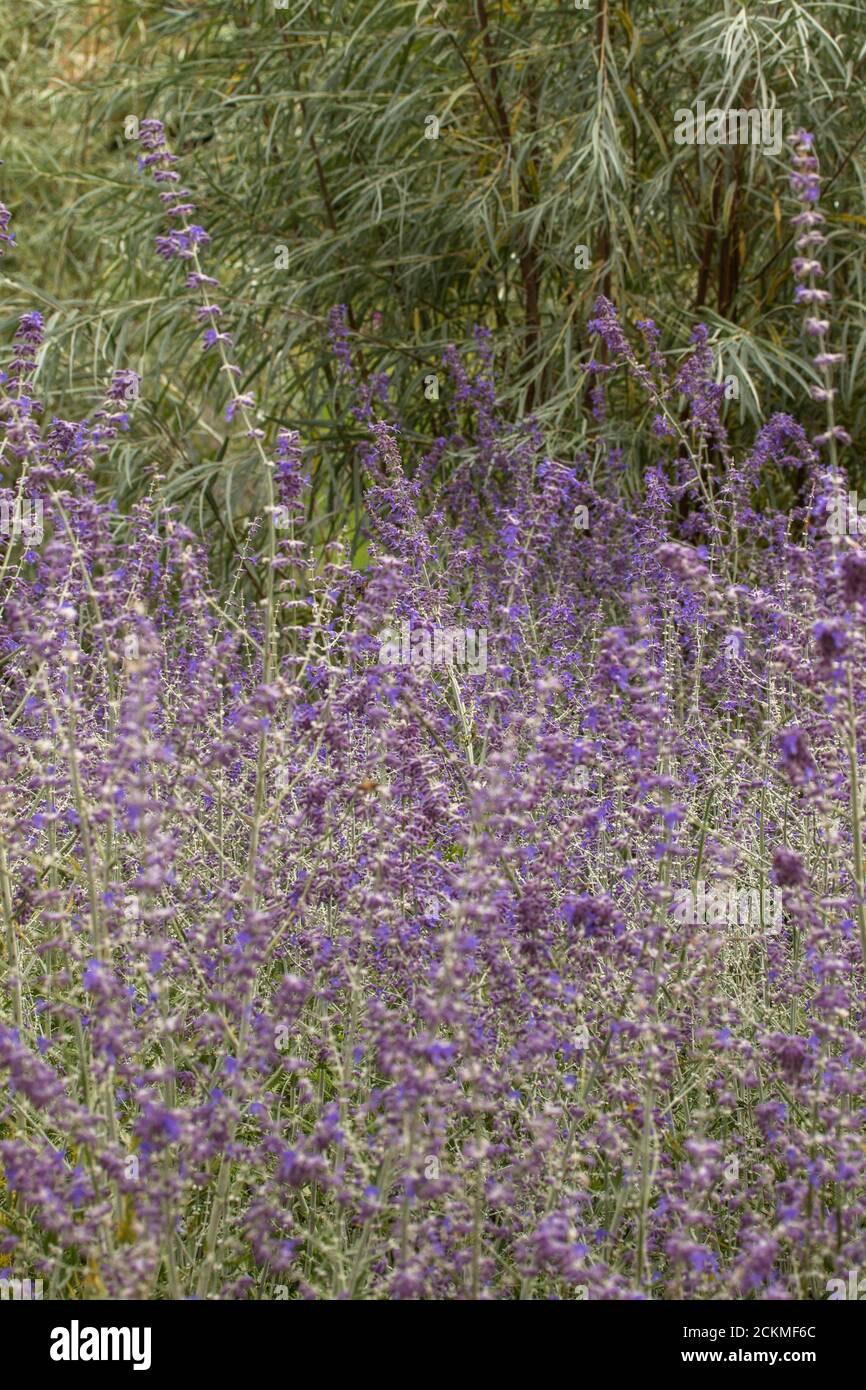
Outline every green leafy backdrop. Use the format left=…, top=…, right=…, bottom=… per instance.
left=2, top=0, right=865, bottom=568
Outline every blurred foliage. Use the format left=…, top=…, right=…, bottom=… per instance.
left=1, top=0, right=866, bottom=562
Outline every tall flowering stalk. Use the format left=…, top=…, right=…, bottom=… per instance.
left=789, top=132, right=866, bottom=970
left=138, top=118, right=289, bottom=1297
left=789, top=130, right=850, bottom=475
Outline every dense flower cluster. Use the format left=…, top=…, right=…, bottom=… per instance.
left=1, top=130, right=866, bottom=1301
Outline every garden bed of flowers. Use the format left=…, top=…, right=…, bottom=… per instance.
left=1, top=123, right=865, bottom=1301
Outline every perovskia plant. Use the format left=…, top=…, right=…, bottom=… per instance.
left=1, top=124, right=866, bottom=1302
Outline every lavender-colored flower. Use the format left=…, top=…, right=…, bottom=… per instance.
left=0, top=201, right=14, bottom=256
left=772, top=847, right=809, bottom=888
left=766, top=1034, right=809, bottom=1084
left=841, top=550, right=866, bottom=605
left=328, top=304, right=354, bottom=378
left=813, top=619, right=847, bottom=663
left=777, top=727, right=814, bottom=783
